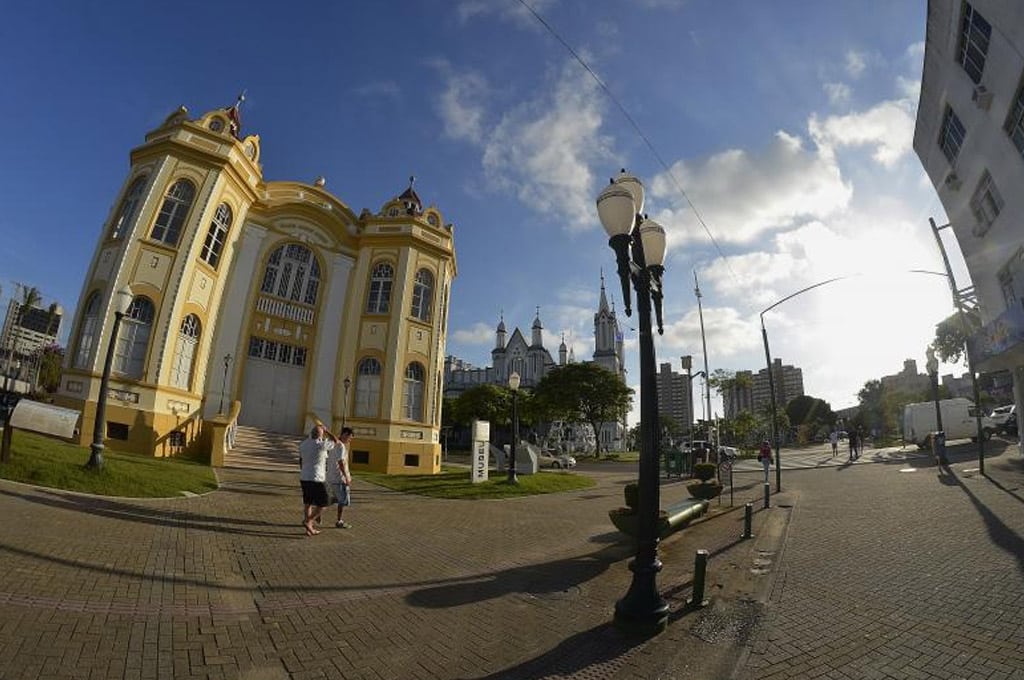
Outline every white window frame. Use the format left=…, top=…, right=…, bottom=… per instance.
left=113, top=297, right=155, bottom=379
left=110, top=175, right=148, bottom=240
left=170, top=315, right=201, bottom=390
left=200, top=203, right=232, bottom=268
left=411, top=268, right=434, bottom=322
left=355, top=357, right=382, bottom=418
left=366, top=262, right=394, bottom=314
left=150, top=179, right=195, bottom=246
left=403, top=362, right=425, bottom=422
left=970, top=171, right=1004, bottom=236
left=73, top=292, right=102, bottom=369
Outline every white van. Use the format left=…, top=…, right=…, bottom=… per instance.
left=902, top=397, right=996, bottom=448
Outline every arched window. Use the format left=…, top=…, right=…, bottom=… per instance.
left=403, top=362, right=425, bottom=421
left=113, top=297, right=155, bottom=379
left=366, top=262, right=393, bottom=314
left=73, top=292, right=102, bottom=369
left=410, top=269, right=434, bottom=322
left=169, top=315, right=201, bottom=390
left=354, top=357, right=382, bottom=418
left=259, top=243, right=321, bottom=305
left=200, top=203, right=232, bottom=268
left=150, top=179, right=195, bottom=246
left=110, top=176, right=148, bottom=240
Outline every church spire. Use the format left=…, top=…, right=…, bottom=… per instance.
left=495, top=310, right=507, bottom=349
left=599, top=268, right=610, bottom=313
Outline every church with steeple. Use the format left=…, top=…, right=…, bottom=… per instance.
left=56, top=97, right=457, bottom=474
left=443, top=275, right=627, bottom=450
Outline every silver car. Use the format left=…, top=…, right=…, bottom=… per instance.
left=538, top=451, right=577, bottom=469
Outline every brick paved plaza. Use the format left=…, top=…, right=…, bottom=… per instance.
left=0, top=440, right=1021, bottom=679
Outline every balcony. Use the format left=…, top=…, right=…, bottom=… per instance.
left=969, top=301, right=1024, bottom=372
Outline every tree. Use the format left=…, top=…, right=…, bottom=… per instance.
left=731, top=410, right=758, bottom=448
left=32, top=343, right=63, bottom=394
left=533, top=362, right=633, bottom=456
left=932, top=309, right=980, bottom=364
left=785, top=395, right=835, bottom=430
left=449, top=384, right=513, bottom=427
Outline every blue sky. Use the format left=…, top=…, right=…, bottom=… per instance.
left=0, top=1, right=965, bottom=417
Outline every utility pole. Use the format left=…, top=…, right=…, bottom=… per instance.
left=694, top=272, right=712, bottom=449
left=929, top=218, right=985, bottom=475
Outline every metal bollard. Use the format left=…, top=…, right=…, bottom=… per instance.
left=741, top=502, right=754, bottom=539
left=687, top=549, right=710, bottom=609
left=763, top=482, right=771, bottom=509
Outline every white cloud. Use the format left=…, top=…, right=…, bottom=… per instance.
left=437, top=59, right=614, bottom=230
left=660, top=306, right=761, bottom=359
left=648, top=130, right=852, bottom=246
left=896, top=76, right=921, bottom=101
left=823, top=82, right=851, bottom=106
left=452, top=322, right=495, bottom=345
left=809, top=98, right=915, bottom=167
left=906, top=41, right=926, bottom=64
left=845, top=50, right=867, bottom=78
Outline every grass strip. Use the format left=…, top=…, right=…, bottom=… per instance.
left=359, top=466, right=595, bottom=499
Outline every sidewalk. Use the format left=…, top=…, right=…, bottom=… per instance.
left=0, top=439, right=1020, bottom=679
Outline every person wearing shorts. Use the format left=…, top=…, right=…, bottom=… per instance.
left=327, top=428, right=354, bottom=528
left=299, top=423, right=337, bottom=536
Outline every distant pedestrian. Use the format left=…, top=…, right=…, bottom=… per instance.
left=327, top=427, right=354, bottom=529
left=829, top=430, right=839, bottom=458
left=758, top=440, right=772, bottom=483
left=299, top=423, right=338, bottom=537
left=848, top=429, right=858, bottom=461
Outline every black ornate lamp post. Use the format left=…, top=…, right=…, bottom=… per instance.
left=597, top=169, right=669, bottom=635
left=342, top=376, right=351, bottom=428
left=86, top=285, right=134, bottom=470
left=507, top=371, right=521, bottom=484
left=926, top=345, right=948, bottom=465
left=218, top=353, right=232, bottom=414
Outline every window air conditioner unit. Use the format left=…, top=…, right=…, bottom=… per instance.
left=944, top=171, right=962, bottom=190
left=972, top=85, right=993, bottom=110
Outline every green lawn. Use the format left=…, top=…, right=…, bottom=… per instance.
left=358, top=466, right=595, bottom=499
left=0, top=429, right=218, bottom=497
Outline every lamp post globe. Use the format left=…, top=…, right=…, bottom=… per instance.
left=597, top=170, right=670, bottom=635
left=86, top=285, right=134, bottom=470
left=507, top=371, right=521, bottom=484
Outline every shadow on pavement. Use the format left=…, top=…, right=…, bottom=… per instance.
left=466, top=621, right=644, bottom=680
left=406, top=543, right=633, bottom=608
left=0, top=487, right=289, bottom=537
left=942, top=459, right=1024, bottom=576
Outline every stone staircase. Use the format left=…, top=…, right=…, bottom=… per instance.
left=223, top=425, right=304, bottom=472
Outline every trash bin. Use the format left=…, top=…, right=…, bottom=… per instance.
left=931, top=430, right=947, bottom=463
left=664, top=448, right=683, bottom=477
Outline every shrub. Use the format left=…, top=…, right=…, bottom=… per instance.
left=624, top=482, right=639, bottom=510
left=687, top=479, right=723, bottom=500
left=693, top=462, right=717, bottom=481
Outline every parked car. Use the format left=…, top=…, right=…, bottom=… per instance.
left=989, top=404, right=1018, bottom=435
left=538, top=451, right=577, bottom=469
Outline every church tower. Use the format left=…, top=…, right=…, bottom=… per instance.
left=593, top=273, right=621, bottom=376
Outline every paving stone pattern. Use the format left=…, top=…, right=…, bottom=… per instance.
left=0, top=441, right=1022, bottom=679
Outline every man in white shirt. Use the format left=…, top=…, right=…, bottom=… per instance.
left=327, top=427, right=354, bottom=528
left=299, top=423, right=337, bottom=536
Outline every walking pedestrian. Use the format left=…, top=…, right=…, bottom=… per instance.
left=848, top=429, right=858, bottom=461
left=299, top=423, right=337, bottom=537
left=758, top=439, right=772, bottom=483
left=829, top=430, right=839, bottom=458
left=327, top=427, right=354, bottom=529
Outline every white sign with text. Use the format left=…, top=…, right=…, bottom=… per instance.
left=471, top=419, right=490, bottom=483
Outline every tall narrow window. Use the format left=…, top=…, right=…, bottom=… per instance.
left=73, top=292, right=102, bottom=369
left=354, top=358, right=382, bottom=418
left=998, top=248, right=1024, bottom=311
left=1007, top=80, right=1024, bottom=157
left=113, top=297, right=155, bottom=379
left=410, top=269, right=434, bottom=322
left=403, top=362, right=425, bottom=421
left=169, top=315, right=201, bottom=390
left=110, top=176, right=148, bottom=240
left=150, top=179, right=195, bottom=246
left=200, top=203, right=233, bottom=268
left=969, top=171, right=1004, bottom=236
left=258, top=243, right=321, bottom=305
left=938, top=106, right=967, bottom=164
left=366, top=262, right=394, bottom=314
left=958, top=2, right=991, bottom=84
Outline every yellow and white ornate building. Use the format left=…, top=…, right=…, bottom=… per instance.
left=57, top=101, right=457, bottom=474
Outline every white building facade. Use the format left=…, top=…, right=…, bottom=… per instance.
left=914, top=0, right=1024, bottom=448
